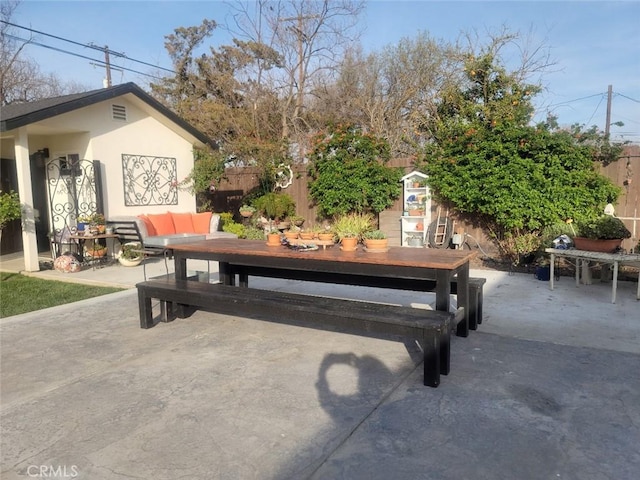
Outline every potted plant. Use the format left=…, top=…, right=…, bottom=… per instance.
left=92, top=213, right=106, bottom=234
left=317, top=229, right=335, bottom=242
left=284, top=228, right=300, bottom=241
left=77, top=214, right=93, bottom=233
left=333, top=213, right=373, bottom=251
left=254, top=192, right=296, bottom=229
left=299, top=229, right=316, bottom=241
left=266, top=229, right=282, bottom=247
left=85, top=244, right=108, bottom=258
left=289, top=215, right=305, bottom=227
left=117, top=242, right=143, bottom=267
left=362, top=229, right=388, bottom=252
left=574, top=216, right=631, bottom=252
left=239, top=205, right=256, bottom=218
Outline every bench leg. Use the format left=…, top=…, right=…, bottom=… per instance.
left=138, top=289, right=154, bottom=329
left=468, top=287, right=478, bottom=331
left=476, top=288, right=483, bottom=325
left=422, top=331, right=442, bottom=387
left=160, top=301, right=177, bottom=322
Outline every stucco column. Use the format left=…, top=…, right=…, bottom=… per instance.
left=15, top=127, right=40, bottom=272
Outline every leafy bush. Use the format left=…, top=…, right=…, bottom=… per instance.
left=222, top=222, right=246, bottom=238
left=0, top=190, right=21, bottom=231
left=307, top=125, right=403, bottom=217
left=416, top=54, right=622, bottom=262
left=253, top=192, right=296, bottom=220
left=245, top=227, right=266, bottom=240
left=577, top=216, right=631, bottom=240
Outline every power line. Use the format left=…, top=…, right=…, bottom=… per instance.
left=5, top=34, right=165, bottom=80
left=1, top=19, right=175, bottom=75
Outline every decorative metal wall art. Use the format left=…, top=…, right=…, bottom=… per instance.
left=122, top=154, right=178, bottom=206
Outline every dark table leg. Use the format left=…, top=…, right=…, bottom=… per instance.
left=455, top=263, right=470, bottom=337
left=219, top=262, right=235, bottom=286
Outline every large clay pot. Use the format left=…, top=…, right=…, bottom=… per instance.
left=573, top=237, right=622, bottom=253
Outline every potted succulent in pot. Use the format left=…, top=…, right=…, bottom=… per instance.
left=574, top=215, right=631, bottom=252
left=239, top=205, right=256, bottom=218
left=362, top=229, right=388, bottom=252
left=117, top=242, right=143, bottom=266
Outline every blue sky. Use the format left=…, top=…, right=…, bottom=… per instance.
left=11, top=0, right=640, bottom=142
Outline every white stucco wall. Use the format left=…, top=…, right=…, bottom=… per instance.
left=29, top=94, right=199, bottom=217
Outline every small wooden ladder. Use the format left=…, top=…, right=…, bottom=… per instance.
left=432, top=208, right=450, bottom=247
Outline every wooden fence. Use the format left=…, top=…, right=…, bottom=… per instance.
left=211, top=145, right=640, bottom=253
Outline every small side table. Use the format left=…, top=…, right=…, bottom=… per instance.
left=69, top=233, right=120, bottom=265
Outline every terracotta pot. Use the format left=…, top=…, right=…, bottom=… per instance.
left=340, top=237, right=358, bottom=251
left=573, top=237, right=622, bottom=253
left=318, top=233, right=335, bottom=242
left=266, top=233, right=282, bottom=246
left=299, top=232, right=316, bottom=240
left=408, top=210, right=424, bottom=216
left=240, top=210, right=254, bottom=218
left=284, top=231, right=299, bottom=240
left=364, top=239, right=388, bottom=251
left=86, top=248, right=107, bottom=258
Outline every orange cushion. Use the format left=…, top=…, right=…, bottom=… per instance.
left=137, top=215, right=157, bottom=237
left=192, top=212, right=212, bottom=234
left=147, top=213, right=175, bottom=235
left=170, top=212, right=196, bottom=233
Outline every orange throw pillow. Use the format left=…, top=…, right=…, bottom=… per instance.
left=170, top=212, right=196, bottom=233
left=137, top=215, right=157, bottom=237
left=147, top=213, right=176, bottom=235
left=192, top=212, right=213, bottom=234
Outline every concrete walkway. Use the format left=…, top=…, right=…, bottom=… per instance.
left=1, top=256, right=639, bottom=479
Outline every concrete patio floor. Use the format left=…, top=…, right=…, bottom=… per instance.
left=1, top=255, right=639, bottom=479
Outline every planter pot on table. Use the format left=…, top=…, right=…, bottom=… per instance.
left=573, top=237, right=622, bottom=253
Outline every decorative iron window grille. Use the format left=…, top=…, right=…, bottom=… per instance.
left=122, top=154, right=178, bottom=206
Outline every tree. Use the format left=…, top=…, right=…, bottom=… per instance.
left=307, top=124, right=403, bottom=218
left=1, top=1, right=87, bottom=105
left=416, top=52, right=622, bottom=262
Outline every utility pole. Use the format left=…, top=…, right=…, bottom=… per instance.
left=89, top=44, right=123, bottom=88
left=104, top=45, right=112, bottom=87
left=605, top=84, right=613, bottom=138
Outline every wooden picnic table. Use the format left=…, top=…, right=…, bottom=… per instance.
left=168, top=238, right=478, bottom=337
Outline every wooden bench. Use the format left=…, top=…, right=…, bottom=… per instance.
left=136, top=278, right=463, bottom=387
left=230, top=266, right=486, bottom=331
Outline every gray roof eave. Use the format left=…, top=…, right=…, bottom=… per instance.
left=0, top=82, right=216, bottom=148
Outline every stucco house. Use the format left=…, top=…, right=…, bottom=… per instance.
left=0, top=82, right=215, bottom=272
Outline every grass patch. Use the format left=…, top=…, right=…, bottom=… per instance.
left=0, top=272, right=123, bottom=318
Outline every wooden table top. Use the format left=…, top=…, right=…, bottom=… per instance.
left=168, top=238, right=477, bottom=271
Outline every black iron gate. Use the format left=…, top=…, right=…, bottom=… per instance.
left=46, top=156, right=104, bottom=257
